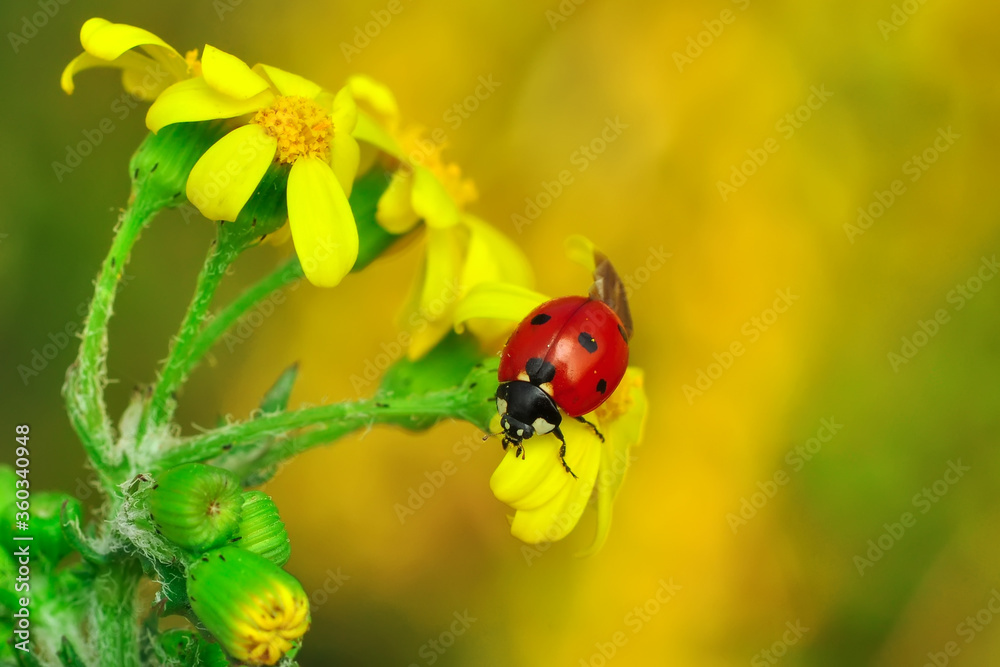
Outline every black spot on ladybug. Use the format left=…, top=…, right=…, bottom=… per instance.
left=525, top=357, right=556, bottom=384
left=578, top=332, right=598, bottom=353
left=618, top=324, right=629, bottom=344
left=597, top=379, right=608, bottom=394
left=530, top=313, right=551, bottom=325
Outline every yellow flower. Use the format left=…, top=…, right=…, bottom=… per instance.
left=490, top=368, right=646, bottom=551
left=455, top=241, right=648, bottom=552
left=346, top=76, right=531, bottom=357
left=61, top=18, right=196, bottom=100
left=147, top=47, right=361, bottom=287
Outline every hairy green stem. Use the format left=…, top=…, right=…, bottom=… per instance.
left=92, top=560, right=143, bottom=667
left=63, top=194, right=160, bottom=477
left=138, top=234, right=240, bottom=444
left=157, top=387, right=487, bottom=472
left=186, top=255, right=303, bottom=372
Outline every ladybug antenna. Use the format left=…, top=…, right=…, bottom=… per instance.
left=482, top=431, right=503, bottom=441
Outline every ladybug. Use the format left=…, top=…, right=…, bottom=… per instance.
left=495, top=253, right=633, bottom=476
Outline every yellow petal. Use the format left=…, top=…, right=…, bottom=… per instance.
left=263, top=224, right=292, bottom=247
left=186, top=125, right=277, bottom=222
left=346, top=74, right=399, bottom=123
left=120, top=63, right=177, bottom=101
left=329, top=131, right=360, bottom=197
left=352, top=111, right=404, bottom=159
left=80, top=18, right=176, bottom=61
left=412, top=166, right=461, bottom=228
left=375, top=170, right=419, bottom=234
left=330, top=86, right=359, bottom=135
left=287, top=158, right=359, bottom=287
left=490, top=441, right=573, bottom=512
left=61, top=50, right=153, bottom=95
left=201, top=45, right=270, bottom=99
left=461, top=216, right=534, bottom=289
left=453, top=282, right=549, bottom=332
left=405, top=226, right=467, bottom=359
left=506, top=419, right=602, bottom=544
left=565, top=234, right=597, bottom=271
left=146, top=77, right=273, bottom=132
left=579, top=368, right=648, bottom=556
left=254, top=63, right=322, bottom=99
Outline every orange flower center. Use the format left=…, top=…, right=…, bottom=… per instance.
left=398, top=127, right=478, bottom=209
left=253, top=96, right=332, bottom=165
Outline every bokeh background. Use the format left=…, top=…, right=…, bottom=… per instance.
left=2, top=0, right=999, bottom=664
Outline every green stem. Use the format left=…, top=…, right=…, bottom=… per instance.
left=138, top=232, right=240, bottom=444
left=157, top=388, right=485, bottom=472
left=63, top=193, right=161, bottom=477
left=92, top=560, right=142, bottom=667
left=185, top=255, right=303, bottom=373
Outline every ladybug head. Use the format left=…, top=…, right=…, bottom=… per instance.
left=495, top=381, right=562, bottom=450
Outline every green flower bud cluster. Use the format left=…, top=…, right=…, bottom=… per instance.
left=147, top=464, right=306, bottom=664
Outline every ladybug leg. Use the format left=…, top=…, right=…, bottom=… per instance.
left=551, top=427, right=578, bottom=479
left=574, top=416, right=605, bottom=443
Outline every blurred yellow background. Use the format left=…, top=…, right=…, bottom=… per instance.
left=3, top=0, right=1000, bottom=664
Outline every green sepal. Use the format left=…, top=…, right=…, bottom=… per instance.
left=130, top=122, right=230, bottom=209
left=457, top=356, right=503, bottom=431
left=216, top=162, right=292, bottom=251
left=60, top=497, right=107, bottom=565
left=157, top=629, right=229, bottom=667
left=351, top=164, right=406, bottom=272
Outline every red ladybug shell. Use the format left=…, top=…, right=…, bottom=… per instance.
left=499, top=296, right=630, bottom=417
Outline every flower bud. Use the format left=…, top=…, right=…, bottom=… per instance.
left=149, top=463, right=242, bottom=552
left=130, top=121, right=229, bottom=208
left=187, top=546, right=310, bottom=665
left=231, top=491, right=290, bottom=566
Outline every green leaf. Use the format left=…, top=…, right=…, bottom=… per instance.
left=260, top=363, right=299, bottom=415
